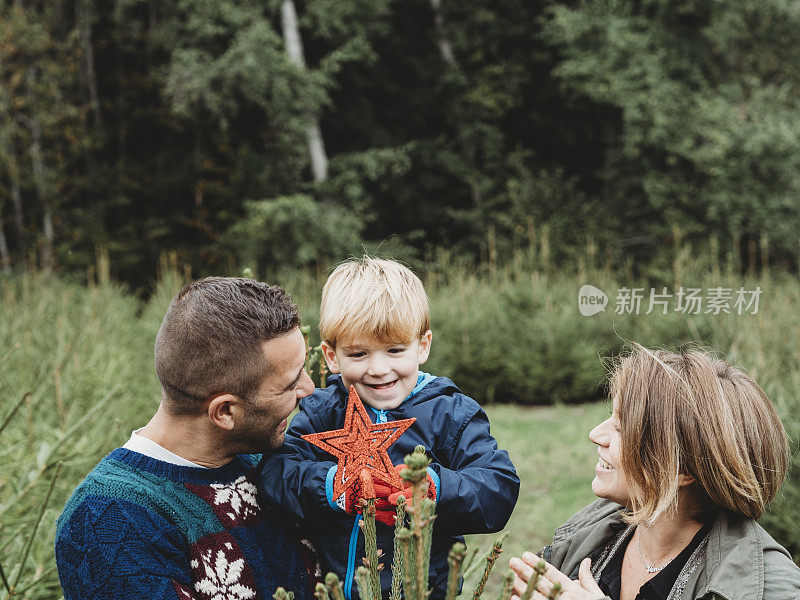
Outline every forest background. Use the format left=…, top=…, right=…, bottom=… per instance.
left=1, top=0, right=800, bottom=597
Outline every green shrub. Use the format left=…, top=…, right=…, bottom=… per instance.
left=227, top=195, right=364, bottom=277
left=0, top=257, right=798, bottom=599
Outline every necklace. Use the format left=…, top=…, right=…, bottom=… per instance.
left=637, top=533, right=672, bottom=574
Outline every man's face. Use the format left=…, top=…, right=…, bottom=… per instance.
left=232, top=327, right=314, bottom=452
left=322, top=331, right=432, bottom=411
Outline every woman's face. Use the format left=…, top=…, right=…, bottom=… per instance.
left=588, top=396, right=631, bottom=506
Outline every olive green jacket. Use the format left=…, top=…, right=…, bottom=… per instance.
left=540, top=499, right=800, bottom=600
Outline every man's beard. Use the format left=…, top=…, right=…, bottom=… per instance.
left=229, top=407, right=286, bottom=454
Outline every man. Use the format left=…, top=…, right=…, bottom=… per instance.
left=55, top=277, right=317, bottom=600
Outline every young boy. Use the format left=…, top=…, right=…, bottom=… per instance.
left=259, top=257, right=519, bottom=600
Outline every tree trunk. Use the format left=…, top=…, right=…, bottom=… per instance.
left=0, top=207, right=11, bottom=274
left=76, top=0, right=102, bottom=127
left=2, top=138, right=25, bottom=248
left=430, top=0, right=457, bottom=66
left=281, top=0, right=306, bottom=68
left=42, top=204, right=54, bottom=270
left=0, top=77, right=25, bottom=249
left=28, top=68, right=54, bottom=270
left=30, top=117, right=54, bottom=270
left=11, top=174, right=23, bottom=246
left=306, top=122, right=327, bottom=183
left=280, top=0, right=329, bottom=183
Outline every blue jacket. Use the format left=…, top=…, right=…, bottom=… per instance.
left=258, top=373, right=520, bottom=600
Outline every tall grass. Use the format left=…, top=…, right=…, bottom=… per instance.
left=0, top=251, right=797, bottom=598
left=0, top=273, right=183, bottom=599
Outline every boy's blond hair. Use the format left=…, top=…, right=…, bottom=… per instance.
left=319, top=257, right=430, bottom=347
left=611, top=345, right=789, bottom=525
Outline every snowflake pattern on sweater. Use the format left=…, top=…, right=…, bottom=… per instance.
left=190, top=534, right=258, bottom=600
left=55, top=448, right=316, bottom=600
left=186, top=476, right=262, bottom=528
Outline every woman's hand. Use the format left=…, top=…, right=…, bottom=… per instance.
left=508, top=552, right=606, bottom=600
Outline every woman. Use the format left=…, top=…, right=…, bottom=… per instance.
left=509, top=346, right=800, bottom=600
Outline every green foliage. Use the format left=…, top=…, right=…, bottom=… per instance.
left=428, top=272, right=605, bottom=404
left=162, top=0, right=328, bottom=174
left=542, top=0, right=800, bottom=261
left=227, top=195, right=363, bottom=275
left=0, top=2, right=88, bottom=270
left=1, top=0, right=799, bottom=283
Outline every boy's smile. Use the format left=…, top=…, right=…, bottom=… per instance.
left=322, top=331, right=432, bottom=410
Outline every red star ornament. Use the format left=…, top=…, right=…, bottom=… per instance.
left=302, top=386, right=416, bottom=499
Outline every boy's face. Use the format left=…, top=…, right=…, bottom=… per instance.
left=321, top=331, right=432, bottom=411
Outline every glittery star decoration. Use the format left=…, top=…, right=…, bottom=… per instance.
left=302, top=386, right=416, bottom=498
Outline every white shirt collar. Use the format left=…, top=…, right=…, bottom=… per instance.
left=122, top=428, right=208, bottom=468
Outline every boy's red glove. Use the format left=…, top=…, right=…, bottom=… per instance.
left=327, top=467, right=377, bottom=516
left=373, top=464, right=437, bottom=526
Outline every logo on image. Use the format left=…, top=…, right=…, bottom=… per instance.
left=578, top=285, right=608, bottom=316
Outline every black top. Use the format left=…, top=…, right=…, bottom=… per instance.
left=599, top=522, right=712, bottom=600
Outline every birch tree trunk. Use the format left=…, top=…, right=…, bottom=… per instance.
left=0, top=74, right=25, bottom=249
left=11, top=173, right=23, bottom=245
left=76, top=0, right=101, bottom=127
left=42, top=202, right=54, bottom=270
left=280, top=0, right=328, bottom=183
left=2, top=134, right=25, bottom=248
left=30, top=115, right=54, bottom=270
left=27, top=68, right=54, bottom=270
left=430, top=0, right=457, bottom=66
left=0, top=207, right=11, bottom=274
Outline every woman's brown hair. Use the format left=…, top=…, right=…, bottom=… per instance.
left=611, top=345, right=789, bottom=524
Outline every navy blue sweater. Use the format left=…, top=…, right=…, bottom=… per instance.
left=259, top=374, right=520, bottom=600
left=56, top=450, right=316, bottom=600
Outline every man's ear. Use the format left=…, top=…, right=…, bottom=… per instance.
left=677, top=472, right=695, bottom=487
left=207, top=393, right=240, bottom=431
left=321, top=341, right=341, bottom=374
left=417, top=330, right=432, bottom=365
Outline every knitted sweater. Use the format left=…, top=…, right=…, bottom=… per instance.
left=55, top=448, right=317, bottom=600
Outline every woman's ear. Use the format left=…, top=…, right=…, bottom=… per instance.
left=321, top=341, right=340, bottom=374
left=677, top=472, right=696, bottom=487
left=207, top=393, right=239, bottom=431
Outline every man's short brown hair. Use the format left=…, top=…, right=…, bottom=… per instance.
left=154, top=277, right=300, bottom=414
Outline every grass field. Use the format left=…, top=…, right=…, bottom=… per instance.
left=461, top=403, right=607, bottom=593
